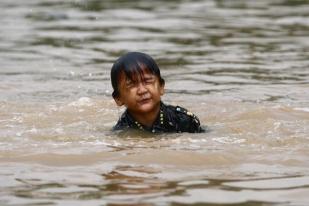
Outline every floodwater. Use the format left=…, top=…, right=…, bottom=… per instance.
left=1, top=0, right=309, bottom=205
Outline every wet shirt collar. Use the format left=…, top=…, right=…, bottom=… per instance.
left=123, top=102, right=167, bottom=133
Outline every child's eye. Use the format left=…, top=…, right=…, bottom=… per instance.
left=144, top=77, right=155, bottom=84
left=125, top=80, right=134, bottom=87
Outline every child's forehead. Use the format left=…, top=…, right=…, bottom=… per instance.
left=120, top=68, right=154, bottom=80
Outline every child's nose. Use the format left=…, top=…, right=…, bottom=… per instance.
left=136, top=82, right=147, bottom=94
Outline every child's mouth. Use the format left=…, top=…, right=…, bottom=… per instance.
left=138, top=97, right=151, bottom=105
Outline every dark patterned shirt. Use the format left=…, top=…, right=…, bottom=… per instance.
left=113, top=102, right=205, bottom=133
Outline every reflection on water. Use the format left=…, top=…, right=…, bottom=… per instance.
left=1, top=0, right=309, bottom=205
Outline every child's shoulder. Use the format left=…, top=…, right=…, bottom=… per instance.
left=164, top=104, right=194, bottom=117
left=163, top=103, right=203, bottom=133
left=164, top=103, right=200, bottom=124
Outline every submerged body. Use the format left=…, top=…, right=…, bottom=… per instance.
left=113, top=102, right=204, bottom=133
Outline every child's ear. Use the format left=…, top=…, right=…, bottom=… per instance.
left=113, top=96, right=124, bottom=106
left=160, top=82, right=165, bottom=96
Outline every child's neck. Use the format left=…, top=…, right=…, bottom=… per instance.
left=129, top=105, right=161, bottom=128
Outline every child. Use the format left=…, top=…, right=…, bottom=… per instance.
left=110, top=52, right=204, bottom=133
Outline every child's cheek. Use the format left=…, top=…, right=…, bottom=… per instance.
left=128, top=87, right=137, bottom=94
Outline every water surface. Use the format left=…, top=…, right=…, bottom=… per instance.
left=1, top=0, right=309, bottom=205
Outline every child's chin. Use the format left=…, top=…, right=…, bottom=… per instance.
left=137, top=102, right=156, bottom=112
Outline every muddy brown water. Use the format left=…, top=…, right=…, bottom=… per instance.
left=1, top=0, right=309, bottom=205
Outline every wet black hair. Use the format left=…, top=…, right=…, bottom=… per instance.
left=110, top=52, right=165, bottom=98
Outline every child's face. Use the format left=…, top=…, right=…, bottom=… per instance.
left=114, top=70, right=164, bottom=114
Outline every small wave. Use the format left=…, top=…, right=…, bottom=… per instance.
left=294, top=107, right=309, bottom=112
left=68, top=97, right=94, bottom=107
